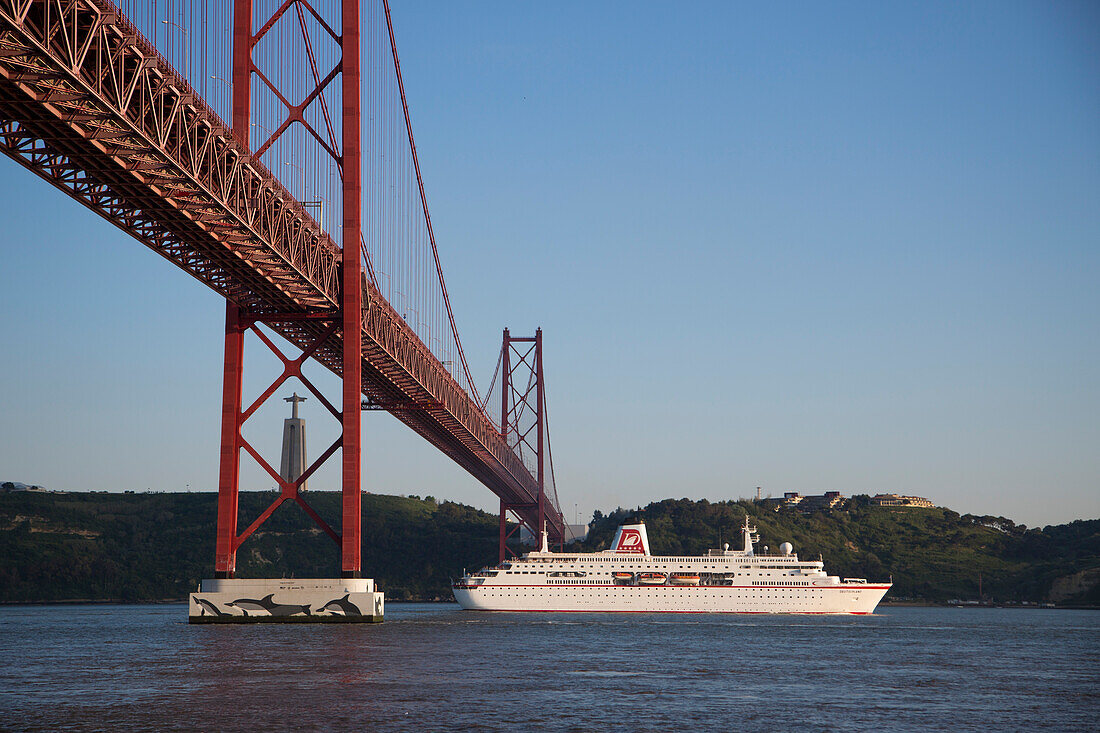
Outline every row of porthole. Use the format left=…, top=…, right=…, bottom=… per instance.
left=482, top=599, right=820, bottom=608
left=482, top=590, right=822, bottom=595
left=486, top=599, right=811, bottom=602
left=482, top=592, right=818, bottom=601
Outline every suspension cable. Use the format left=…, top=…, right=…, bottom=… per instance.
left=360, top=231, right=378, bottom=288
left=382, top=0, right=480, bottom=403
left=480, top=342, right=504, bottom=416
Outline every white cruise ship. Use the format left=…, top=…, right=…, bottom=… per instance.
left=453, top=517, right=890, bottom=614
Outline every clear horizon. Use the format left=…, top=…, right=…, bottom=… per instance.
left=1, top=1, right=1097, bottom=530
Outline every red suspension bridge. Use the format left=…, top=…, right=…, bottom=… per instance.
left=0, top=0, right=566, bottom=576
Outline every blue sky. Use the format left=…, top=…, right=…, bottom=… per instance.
left=1, top=1, right=1097, bottom=528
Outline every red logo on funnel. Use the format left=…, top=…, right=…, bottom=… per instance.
left=615, top=529, right=644, bottom=553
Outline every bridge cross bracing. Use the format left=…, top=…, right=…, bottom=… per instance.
left=0, top=0, right=566, bottom=567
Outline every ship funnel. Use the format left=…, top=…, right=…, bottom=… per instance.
left=609, top=520, right=650, bottom=555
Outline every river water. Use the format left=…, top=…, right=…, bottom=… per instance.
left=0, top=603, right=1096, bottom=731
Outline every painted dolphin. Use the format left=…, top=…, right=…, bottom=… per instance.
left=194, top=597, right=232, bottom=617
left=226, top=593, right=311, bottom=617
left=319, top=594, right=362, bottom=616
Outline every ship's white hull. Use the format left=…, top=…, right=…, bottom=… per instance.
left=455, top=517, right=892, bottom=614
left=454, top=583, right=890, bottom=614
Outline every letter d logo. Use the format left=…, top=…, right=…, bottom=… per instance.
left=616, top=529, right=643, bottom=553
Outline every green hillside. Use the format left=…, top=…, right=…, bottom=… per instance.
left=1, top=490, right=1097, bottom=605
left=0, top=490, right=501, bottom=602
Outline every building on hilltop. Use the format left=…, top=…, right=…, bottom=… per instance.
left=797, top=491, right=844, bottom=512
left=759, top=491, right=844, bottom=512
left=758, top=491, right=802, bottom=511
left=871, top=493, right=934, bottom=508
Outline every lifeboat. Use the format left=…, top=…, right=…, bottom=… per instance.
left=612, top=572, right=634, bottom=581
left=637, top=572, right=667, bottom=585
left=669, top=573, right=701, bottom=586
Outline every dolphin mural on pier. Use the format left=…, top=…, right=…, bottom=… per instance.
left=318, top=594, right=362, bottom=616
left=226, top=594, right=312, bottom=617
left=194, top=597, right=232, bottom=617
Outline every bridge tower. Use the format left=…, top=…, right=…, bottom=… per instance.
left=498, top=328, right=549, bottom=562
left=193, top=0, right=381, bottom=622
left=214, top=0, right=362, bottom=580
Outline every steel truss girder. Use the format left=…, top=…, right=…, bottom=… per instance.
left=0, top=0, right=563, bottom=542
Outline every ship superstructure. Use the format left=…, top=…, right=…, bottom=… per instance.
left=453, top=517, right=890, bottom=614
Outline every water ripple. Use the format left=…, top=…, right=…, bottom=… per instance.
left=0, top=604, right=1096, bottom=732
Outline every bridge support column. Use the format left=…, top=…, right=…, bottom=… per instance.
left=498, top=500, right=507, bottom=563
left=214, top=301, right=245, bottom=578
left=340, top=0, right=363, bottom=579
left=214, top=0, right=250, bottom=581
left=536, top=328, right=545, bottom=541
left=190, top=0, right=379, bottom=621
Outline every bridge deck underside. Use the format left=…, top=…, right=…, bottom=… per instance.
left=0, top=0, right=563, bottom=540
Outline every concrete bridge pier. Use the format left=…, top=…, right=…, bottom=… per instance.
left=189, top=578, right=383, bottom=623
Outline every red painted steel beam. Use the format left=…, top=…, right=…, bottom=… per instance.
left=211, top=0, right=254, bottom=581
left=232, top=0, right=252, bottom=149
left=340, top=0, right=363, bottom=578
left=501, top=327, right=511, bottom=444
left=498, top=499, right=508, bottom=563
left=214, top=301, right=244, bottom=577
left=536, top=328, right=545, bottom=538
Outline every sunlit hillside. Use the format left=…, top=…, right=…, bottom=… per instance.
left=1, top=491, right=1097, bottom=605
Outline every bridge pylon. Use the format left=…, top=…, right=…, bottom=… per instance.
left=191, top=0, right=380, bottom=623
left=497, top=328, right=560, bottom=561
